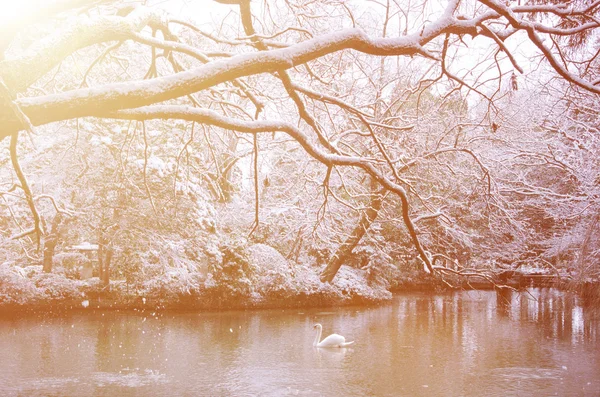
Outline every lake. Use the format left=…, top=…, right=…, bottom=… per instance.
left=0, top=288, right=598, bottom=396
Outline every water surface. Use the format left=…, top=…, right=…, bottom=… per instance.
left=1, top=288, right=599, bottom=396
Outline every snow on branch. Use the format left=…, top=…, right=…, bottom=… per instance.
left=0, top=6, right=166, bottom=93
left=107, top=105, right=435, bottom=273
left=479, top=0, right=600, bottom=94
left=4, top=18, right=478, bottom=135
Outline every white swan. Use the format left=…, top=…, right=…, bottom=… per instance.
left=313, top=323, right=354, bottom=348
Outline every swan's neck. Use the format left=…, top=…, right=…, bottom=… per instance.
left=313, top=326, right=322, bottom=347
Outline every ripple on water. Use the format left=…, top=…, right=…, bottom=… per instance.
left=92, top=369, right=168, bottom=387
left=10, top=369, right=168, bottom=396
left=491, top=366, right=564, bottom=380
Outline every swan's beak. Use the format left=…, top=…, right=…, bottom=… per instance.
left=313, top=325, right=317, bottom=329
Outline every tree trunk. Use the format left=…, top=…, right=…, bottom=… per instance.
left=577, top=213, right=599, bottom=280
left=101, top=247, right=112, bottom=287
left=42, top=212, right=63, bottom=273
left=98, top=229, right=105, bottom=281
left=320, top=181, right=385, bottom=283
left=97, top=230, right=113, bottom=288
left=98, top=190, right=124, bottom=288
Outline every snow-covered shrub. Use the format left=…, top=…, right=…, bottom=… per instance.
left=0, top=263, right=39, bottom=304
left=346, top=246, right=401, bottom=285
left=54, top=252, right=89, bottom=269
left=248, top=244, right=392, bottom=305
left=54, top=252, right=90, bottom=279
left=1, top=263, right=84, bottom=304
left=247, top=243, right=293, bottom=287
left=113, top=248, right=144, bottom=285
left=204, top=238, right=256, bottom=297
left=262, top=263, right=392, bottom=304
left=0, top=237, right=25, bottom=265
left=330, top=266, right=392, bottom=301
left=141, top=267, right=202, bottom=301
left=31, top=272, right=82, bottom=300
left=249, top=244, right=294, bottom=299
left=307, top=245, right=332, bottom=266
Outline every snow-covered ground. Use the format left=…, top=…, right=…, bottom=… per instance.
left=0, top=244, right=393, bottom=311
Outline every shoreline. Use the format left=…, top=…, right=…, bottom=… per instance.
left=2, top=276, right=597, bottom=317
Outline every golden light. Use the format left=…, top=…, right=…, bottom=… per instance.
left=0, top=0, right=50, bottom=27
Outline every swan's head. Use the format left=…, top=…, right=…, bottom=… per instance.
left=313, top=323, right=322, bottom=330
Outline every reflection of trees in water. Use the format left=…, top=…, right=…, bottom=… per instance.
left=494, top=288, right=599, bottom=344
left=95, top=320, right=111, bottom=369
left=1, top=290, right=598, bottom=396
left=40, top=334, right=53, bottom=377
left=513, top=288, right=597, bottom=343
left=21, top=291, right=590, bottom=396
left=496, top=288, right=512, bottom=318
left=493, top=288, right=591, bottom=342
left=474, top=289, right=600, bottom=396
left=388, top=290, right=598, bottom=394
left=94, top=313, right=170, bottom=376
left=95, top=315, right=144, bottom=372
left=349, top=294, right=472, bottom=395
left=145, top=310, right=335, bottom=394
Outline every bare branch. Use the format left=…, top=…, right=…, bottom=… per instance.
left=107, top=105, right=435, bottom=273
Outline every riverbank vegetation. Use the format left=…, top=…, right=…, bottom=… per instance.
left=1, top=0, right=600, bottom=312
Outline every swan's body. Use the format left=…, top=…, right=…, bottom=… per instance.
left=313, top=323, right=354, bottom=348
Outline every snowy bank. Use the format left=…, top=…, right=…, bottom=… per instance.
left=0, top=244, right=392, bottom=314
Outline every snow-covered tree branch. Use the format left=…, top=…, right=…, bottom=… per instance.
left=1, top=0, right=599, bottom=285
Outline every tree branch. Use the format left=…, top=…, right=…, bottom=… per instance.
left=106, top=105, right=435, bottom=273
left=2, top=20, right=478, bottom=138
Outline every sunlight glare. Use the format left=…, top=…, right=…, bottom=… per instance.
left=0, top=0, right=47, bottom=26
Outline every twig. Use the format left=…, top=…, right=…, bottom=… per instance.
left=248, top=134, right=260, bottom=237
left=141, top=121, right=158, bottom=216
left=1, top=78, right=44, bottom=246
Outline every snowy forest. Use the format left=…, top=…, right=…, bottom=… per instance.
left=1, top=0, right=600, bottom=310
